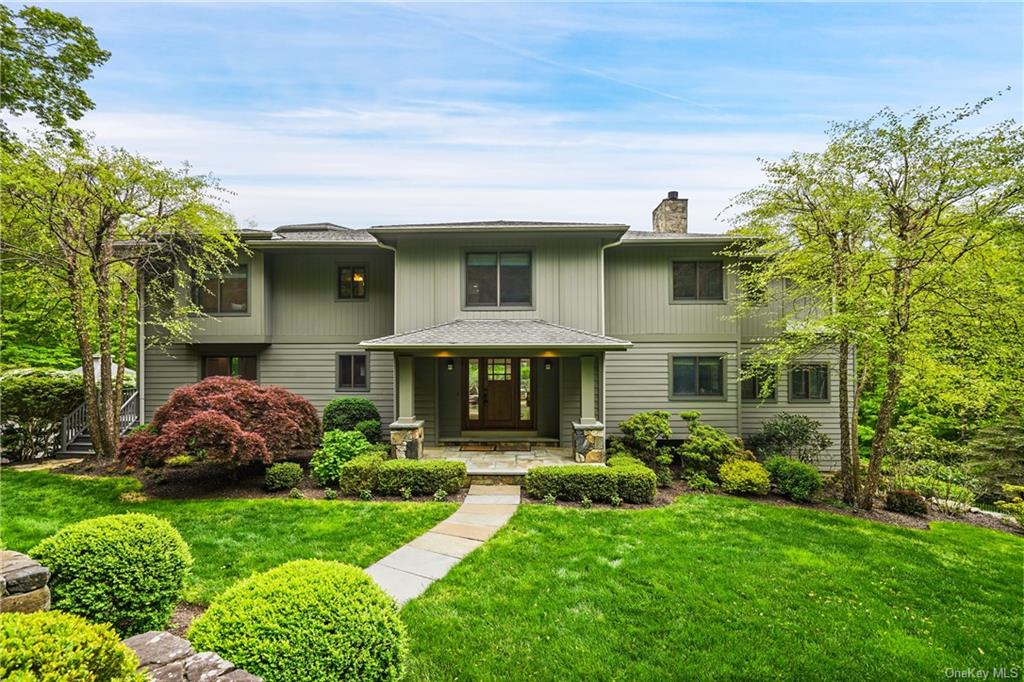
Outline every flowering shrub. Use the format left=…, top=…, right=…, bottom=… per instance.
left=118, top=377, right=319, bottom=468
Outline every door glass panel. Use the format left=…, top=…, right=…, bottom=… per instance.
left=487, top=358, right=511, bottom=381
left=519, top=358, right=531, bottom=421
left=467, top=359, right=480, bottom=420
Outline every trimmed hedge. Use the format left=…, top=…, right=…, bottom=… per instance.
left=0, top=370, right=85, bottom=461
left=525, top=459, right=656, bottom=504
left=266, top=462, right=303, bottom=491
left=377, top=459, right=467, bottom=496
left=188, top=560, right=407, bottom=682
left=323, top=397, right=381, bottom=437
left=719, top=460, right=771, bottom=496
left=765, top=455, right=823, bottom=502
left=31, top=513, right=192, bottom=636
left=339, top=453, right=384, bottom=495
left=0, top=611, right=144, bottom=682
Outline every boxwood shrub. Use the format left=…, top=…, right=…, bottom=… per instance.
left=339, top=452, right=384, bottom=495
left=376, top=459, right=467, bottom=496
left=188, top=560, right=407, bottom=682
left=718, top=460, right=771, bottom=496
left=265, top=462, right=303, bottom=490
left=30, top=513, right=192, bottom=636
left=765, top=455, right=823, bottom=502
left=525, top=460, right=656, bottom=504
left=0, top=611, right=144, bottom=682
left=323, top=397, right=381, bottom=437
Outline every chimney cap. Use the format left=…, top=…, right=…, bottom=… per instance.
left=667, top=191, right=679, bottom=200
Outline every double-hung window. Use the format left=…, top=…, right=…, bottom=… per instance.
left=672, top=261, right=724, bottom=301
left=337, top=353, right=368, bottom=390
left=337, top=266, right=367, bottom=300
left=789, top=364, right=829, bottom=401
left=671, top=356, right=725, bottom=397
left=465, top=252, right=532, bottom=307
left=197, top=265, right=248, bottom=314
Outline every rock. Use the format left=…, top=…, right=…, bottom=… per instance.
left=0, top=586, right=50, bottom=613
left=1, top=551, right=50, bottom=596
left=184, top=651, right=236, bottom=681
left=123, top=631, right=195, bottom=668
left=122, top=630, right=262, bottom=681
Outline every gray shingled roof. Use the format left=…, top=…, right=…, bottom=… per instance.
left=360, top=319, right=631, bottom=349
left=621, top=230, right=755, bottom=241
left=370, top=220, right=628, bottom=232
left=258, top=223, right=378, bottom=243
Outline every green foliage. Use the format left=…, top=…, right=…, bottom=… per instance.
left=289, top=487, right=305, bottom=499
left=966, top=414, right=1024, bottom=502
left=525, top=460, right=656, bottom=504
left=0, top=611, right=144, bottom=682
left=685, top=471, right=716, bottom=492
left=30, top=513, right=192, bottom=636
left=188, top=560, right=407, bottom=682
left=323, top=397, right=381, bottom=436
left=165, top=454, right=195, bottom=468
left=747, top=414, right=832, bottom=464
left=679, top=411, right=749, bottom=475
left=542, top=493, right=556, bottom=505
left=322, top=488, right=338, bottom=501
left=359, top=489, right=373, bottom=501
left=886, top=430, right=968, bottom=464
left=376, top=460, right=467, bottom=497
left=339, top=453, right=384, bottom=495
left=265, top=462, right=303, bottom=491
left=433, top=489, right=448, bottom=502
left=311, top=430, right=371, bottom=486
left=0, top=370, right=84, bottom=460
left=765, top=456, right=823, bottom=502
left=354, top=418, right=382, bottom=443
left=899, top=476, right=975, bottom=514
left=718, top=460, right=771, bottom=496
left=994, top=485, right=1024, bottom=526
left=580, top=496, right=592, bottom=509
left=618, top=410, right=673, bottom=469
left=610, top=493, right=622, bottom=508
left=0, top=5, right=110, bottom=143
left=884, top=489, right=928, bottom=517
left=400, top=487, right=413, bottom=501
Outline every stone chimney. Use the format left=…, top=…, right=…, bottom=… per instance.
left=652, top=191, right=688, bottom=233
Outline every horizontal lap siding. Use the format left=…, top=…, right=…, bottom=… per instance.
left=605, top=342, right=739, bottom=438
left=740, top=345, right=843, bottom=471
left=259, top=345, right=394, bottom=426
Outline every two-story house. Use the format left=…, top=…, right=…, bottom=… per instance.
left=140, top=192, right=843, bottom=469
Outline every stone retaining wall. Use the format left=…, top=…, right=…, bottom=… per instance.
left=123, top=631, right=261, bottom=681
left=0, top=550, right=50, bottom=613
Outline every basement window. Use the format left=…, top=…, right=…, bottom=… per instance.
left=203, top=355, right=257, bottom=381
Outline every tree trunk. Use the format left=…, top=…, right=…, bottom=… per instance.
left=93, top=238, right=118, bottom=460
left=838, top=337, right=857, bottom=504
left=66, top=255, right=101, bottom=457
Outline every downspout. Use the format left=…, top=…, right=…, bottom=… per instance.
left=599, top=235, right=625, bottom=430
left=374, top=238, right=399, bottom=427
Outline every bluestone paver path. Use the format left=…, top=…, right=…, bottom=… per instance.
left=365, top=484, right=520, bottom=605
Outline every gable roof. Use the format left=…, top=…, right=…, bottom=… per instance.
left=360, top=319, right=631, bottom=350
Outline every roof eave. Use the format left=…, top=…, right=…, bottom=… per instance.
left=359, top=341, right=632, bottom=351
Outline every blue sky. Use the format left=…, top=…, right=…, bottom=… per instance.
left=22, top=2, right=1024, bottom=231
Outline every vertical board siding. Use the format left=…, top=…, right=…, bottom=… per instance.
left=740, top=345, right=845, bottom=471
left=188, top=253, right=269, bottom=340
left=143, top=344, right=200, bottom=421
left=437, top=359, right=461, bottom=440
left=604, top=245, right=739, bottom=338
left=268, top=249, right=394, bottom=341
left=605, top=342, right=739, bottom=437
left=559, top=357, right=581, bottom=447
left=413, top=357, right=437, bottom=445
left=393, top=235, right=604, bottom=334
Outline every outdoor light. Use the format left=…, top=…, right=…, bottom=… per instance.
left=544, top=359, right=552, bottom=371
left=446, top=359, right=454, bottom=371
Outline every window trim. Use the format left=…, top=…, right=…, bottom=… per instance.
left=667, top=354, right=727, bottom=401
left=461, top=248, right=536, bottom=310
left=335, top=352, right=370, bottom=393
left=194, top=263, right=251, bottom=317
left=788, top=363, right=830, bottom=402
left=335, top=263, right=369, bottom=302
left=200, top=354, right=259, bottom=382
left=669, top=259, right=726, bottom=304
left=741, top=366, right=778, bottom=402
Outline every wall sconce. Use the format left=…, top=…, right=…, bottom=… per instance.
left=446, top=359, right=455, bottom=371
left=543, top=359, right=552, bottom=371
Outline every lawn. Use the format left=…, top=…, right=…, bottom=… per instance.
left=403, top=496, right=1024, bottom=681
left=0, top=470, right=456, bottom=604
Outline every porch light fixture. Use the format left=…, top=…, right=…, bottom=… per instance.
left=544, top=359, right=552, bottom=371
left=446, top=359, right=455, bottom=371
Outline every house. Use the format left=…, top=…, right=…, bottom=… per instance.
left=139, top=192, right=844, bottom=469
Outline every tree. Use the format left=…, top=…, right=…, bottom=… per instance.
left=1, top=136, right=243, bottom=459
left=730, top=96, right=1024, bottom=508
left=1, top=4, right=110, bottom=145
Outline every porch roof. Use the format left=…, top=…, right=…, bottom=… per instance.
left=360, top=319, right=632, bottom=351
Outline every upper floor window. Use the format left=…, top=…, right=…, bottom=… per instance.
left=337, top=265, right=367, bottom=300
left=672, top=261, right=724, bottom=301
left=203, top=355, right=257, bottom=381
left=671, top=355, right=724, bottom=397
left=197, top=264, right=248, bottom=314
left=789, top=364, right=829, bottom=401
left=465, top=252, right=532, bottom=307
left=741, top=366, right=777, bottom=401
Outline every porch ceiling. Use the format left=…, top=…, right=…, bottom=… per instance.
left=359, top=319, right=631, bottom=351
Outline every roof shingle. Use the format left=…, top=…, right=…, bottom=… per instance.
left=360, top=319, right=631, bottom=349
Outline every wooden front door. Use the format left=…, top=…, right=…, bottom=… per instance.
left=463, top=357, right=535, bottom=430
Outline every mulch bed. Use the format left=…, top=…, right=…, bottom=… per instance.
left=168, top=602, right=206, bottom=637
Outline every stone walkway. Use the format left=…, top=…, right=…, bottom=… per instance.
left=422, top=447, right=574, bottom=475
left=365, top=484, right=520, bottom=606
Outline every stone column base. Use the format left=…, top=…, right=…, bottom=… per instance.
left=389, top=419, right=425, bottom=460
left=572, top=421, right=606, bottom=463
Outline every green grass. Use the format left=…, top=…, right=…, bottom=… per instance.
left=0, top=470, right=456, bottom=604
left=403, top=496, right=1024, bottom=681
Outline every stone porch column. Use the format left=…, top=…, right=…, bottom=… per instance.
left=573, top=355, right=605, bottom=463
left=390, top=355, right=423, bottom=459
